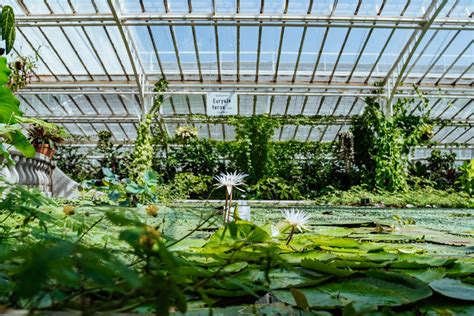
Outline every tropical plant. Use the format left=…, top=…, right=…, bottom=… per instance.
left=250, top=176, right=302, bottom=200
left=7, top=54, right=37, bottom=92
left=130, top=79, right=168, bottom=181
left=82, top=168, right=160, bottom=207
left=169, top=138, right=220, bottom=176
left=27, top=123, right=68, bottom=158
left=214, top=171, right=247, bottom=222
left=456, top=159, right=474, bottom=196
left=426, top=149, right=459, bottom=189
left=0, top=5, right=15, bottom=54
left=351, top=87, right=433, bottom=191
left=0, top=55, right=35, bottom=163
left=280, top=209, right=311, bottom=245
left=231, top=116, right=278, bottom=184
left=56, top=136, right=95, bottom=182
left=174, top=125, right=198, bottom=143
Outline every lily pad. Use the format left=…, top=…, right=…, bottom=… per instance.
left=272, top=288, right=346, bottom=309
left=267, top=268, right=331, bottom=290
left=315, top=271, right=432, bottom=309
left=429, top=278, right=474, bottom=301
left=301, top=259, right=355, bottom=277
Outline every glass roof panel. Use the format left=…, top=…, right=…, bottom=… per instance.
left=255, top=96, right=271, bottom=114
left=239, top=0, right=261, bottom=13
left=279, top=125, right=297, bottom=141
left=333, top=0, right=360, bottom=16
left=358, top=0, right=384, bottom=15
left=6, top=0, right=472, bottom=148
left=380, top=0, right=409, bottom=16
left=215, top=0, right=235, bottom=13
left=218, top=26, right=237, bottom=80
left=293, top=125, right=311, bottom=141
left=311, top=0, right=334, bottom=15
left=287, top=0, right=310, bottom=14
left=137, top=0, right=165, bottom=12
left=238, top=95, right=253, bottom=115
left=121, top=123, right=138, bottom=139
left=168, top=0, right=188, bottom=13
left=22, top=0, right=51, bottom=14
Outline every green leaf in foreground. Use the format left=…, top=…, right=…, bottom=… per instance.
left=429, top=278, right=474, bottom=301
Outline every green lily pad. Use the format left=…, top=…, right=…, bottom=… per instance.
left=315, top=271, right=432, bottom=308
left=390, top=255, right=456, bottom=269
left=267, top=268, right=331, bottom=290
left=272, top=288, right=346, bottom=309
left=429, top=278, right=474, bottom=301
left=398, top=268, right=446, bottom=283
left=301, top=259, right=355, bottom=277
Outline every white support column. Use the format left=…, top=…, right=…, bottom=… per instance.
left=384, top=0, right=448, bottom=107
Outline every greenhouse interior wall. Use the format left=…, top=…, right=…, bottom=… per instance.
left=0, top=0, right=473, bottom=315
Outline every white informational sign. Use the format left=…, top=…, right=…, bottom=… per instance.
left=207, top=92, right=238, bottom=116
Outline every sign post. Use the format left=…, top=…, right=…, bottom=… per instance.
left=207, top=92, right=238, bottom=116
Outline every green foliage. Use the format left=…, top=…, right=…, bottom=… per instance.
left=169, top=138, right=221, bottom=176
left=351, top=89, right=433, bottom=192
left=27, top=122, right=68, bottom=149
left=157, top=172, right=212, bottom=201
left=250, top=176, right=302, bottom=200
left=316, top=185, right=473, bottom=208
left=130, top=79, right=168, bottom=181
left=231, top=116, right=278, bottom=184
left=0, top=6, right=15, bottom=54
left=426, top=150, right=459, bottom=189
left=7, top=54, right=37, bottom=92
left=82, top=168, right=160, bottom=207
left=1, top=181, right=473, bottom=314
left=456, top=159, right=474, bottom=196
left=0, top=56, right=35, bottom=160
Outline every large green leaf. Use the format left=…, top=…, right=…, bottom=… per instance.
left=301, top=259, right=355, bottom=277
left=267, top=268, right=331, bottom=290
left=10, top=130, right=35, bottom=157
left=390, top=255, right=456, bottom=269
left=1, top=6, right=16, bottom=54
left=399, top=268, right=446, bottom=283
left=315, top=271, right=432, bottom=309
left=0, top=57, right=11, bottom=85
left=429, top=278, right=474, bottom=301
left=0, top=86, right=21, bottom=123
left=205, top=221, right=270, bottom=248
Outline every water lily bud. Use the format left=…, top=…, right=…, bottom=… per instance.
left=146, top=204, right=159, bottom=217
left=63, top=205, right=75, bottom=216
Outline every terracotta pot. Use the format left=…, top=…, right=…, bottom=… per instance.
left=35, top=144, right=56, bottom=159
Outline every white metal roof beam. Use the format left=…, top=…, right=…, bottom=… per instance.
left=15, top=14, right=473, bottom=30
left=25, top=81, right=473, bottom=91
left=107, top=0, right=147, bottom=115
left=385, top=0, right=449, bottom=107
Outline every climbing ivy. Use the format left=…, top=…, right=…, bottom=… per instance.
left=351, top=88, right=434, bottom=192
left=230, top=115, right=279, bottom=184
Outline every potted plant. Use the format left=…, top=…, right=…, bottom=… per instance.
left=27, top=123, right=68, bottom=159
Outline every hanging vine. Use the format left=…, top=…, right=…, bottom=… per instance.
left=351, top=87, right=434, bottom=192
left=130, top=79, right=168, bottom=181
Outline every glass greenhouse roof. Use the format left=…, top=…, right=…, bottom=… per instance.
left=3, top=0, right=473, bottom=152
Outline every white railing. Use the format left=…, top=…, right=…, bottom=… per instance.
left=0, top=151, right=78, bottom=198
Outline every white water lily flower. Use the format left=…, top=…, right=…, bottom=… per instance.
left=281, top=209, right=311, bottom=232
left=214, top=171, right=247, bottom=194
